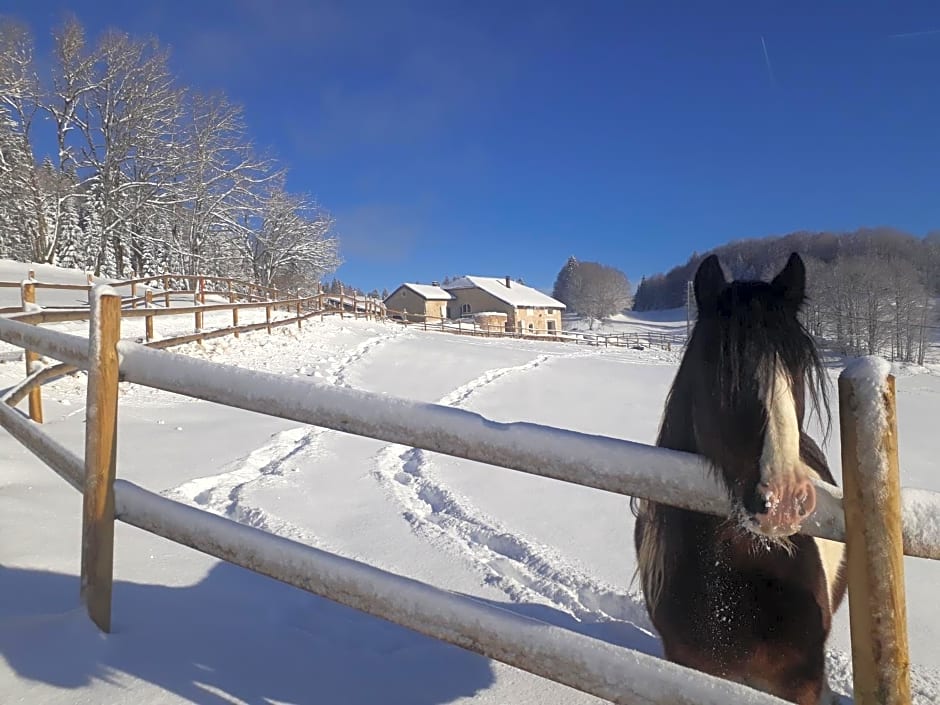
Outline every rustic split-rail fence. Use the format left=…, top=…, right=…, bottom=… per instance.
left=0, top=270, right=937, bottom=705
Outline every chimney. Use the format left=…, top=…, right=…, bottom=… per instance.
left=505, top=276, right=511, bottom=288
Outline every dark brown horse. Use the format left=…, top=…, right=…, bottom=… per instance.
left=633, top=253, right=846, bottom=704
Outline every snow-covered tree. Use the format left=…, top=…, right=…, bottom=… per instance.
left=239, top=181, right=340, bottom=290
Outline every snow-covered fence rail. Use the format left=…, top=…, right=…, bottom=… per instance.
left=0, top=287, right=936, bottom=704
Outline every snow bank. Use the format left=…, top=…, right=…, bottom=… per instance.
left=114, top=479, right=790, bottom=705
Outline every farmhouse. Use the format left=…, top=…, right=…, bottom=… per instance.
left=444, top=276, right=565, bottom=334
left=383, top=282, right=453, bottom=322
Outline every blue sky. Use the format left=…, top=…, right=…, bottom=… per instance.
left=11, top=1, right=940, bottom=292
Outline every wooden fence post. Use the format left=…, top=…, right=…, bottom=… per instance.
left=163, top=274, right=171, bottom=307
left=131, top=282, right=137, bottom=309
left=20, top=280, right=43, bottom=423
left=145, top=290, right=154, bottom=342
left=194, top=291, right=203, bottom=332
left=296, top=294, right=302, bottom=330
left=266, top=303, right=272, bottom=334
left=339, top=285, right=345, bottom=320
left=80, top=288, right=122, bottom=633
left=839, top=357, right=911, bottom=705
left=233, top=305, right=239, bottom=338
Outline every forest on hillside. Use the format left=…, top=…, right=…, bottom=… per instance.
left=633, top=228, right=940, bottom=364
left=0, top=16, right=340, bottom=292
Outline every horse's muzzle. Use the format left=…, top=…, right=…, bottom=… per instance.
left=748, top=477, right=817, bottom=537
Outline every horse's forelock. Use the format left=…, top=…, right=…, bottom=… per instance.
left=711, top=285, right=830, bottom=438
left=659, top=282, right=831, bottom=471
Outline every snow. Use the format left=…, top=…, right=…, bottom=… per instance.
left=398, top=283, right=454, bottom=301
left=902, top=489, right=940, bottom=558
left=3, top=261, right=940, bottom=704
left=114, top=480, right=790, bottom=705
left=446, top=276, right=566, bottom=309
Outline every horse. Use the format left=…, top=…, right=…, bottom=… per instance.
left=632, top=252, right=847, bottom=705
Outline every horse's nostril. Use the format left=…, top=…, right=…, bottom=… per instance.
left=743, top=488, right=769, bottom=516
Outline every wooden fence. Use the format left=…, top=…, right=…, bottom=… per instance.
left=0, top=283, right=936, bottom=705
left=2, top=270, right=384, bottom=422
left=385, top=308, right=679, bottom=350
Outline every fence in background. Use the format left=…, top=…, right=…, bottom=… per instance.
left=1, top=270, right=385, bottom=422
left=385, top=307, right=679, bottom=350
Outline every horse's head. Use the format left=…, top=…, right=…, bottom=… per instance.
left=686, top=252, right=829, bottom=539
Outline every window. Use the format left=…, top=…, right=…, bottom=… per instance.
left=547, top=320, right=556, bottom=332
left=461, top=303, right=471, bottom=315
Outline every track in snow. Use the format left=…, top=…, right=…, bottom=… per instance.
left=370, top=352, right=659, bottom=645
left=163, top=426, right=327, bottom=542
left=161, top=329, right=407, bottom=543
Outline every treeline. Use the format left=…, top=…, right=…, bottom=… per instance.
left=633, top=227, right=940, bottom=363
left=0, top=15, right=340, bottom=292
left=322, top=278, right=387, bottom=300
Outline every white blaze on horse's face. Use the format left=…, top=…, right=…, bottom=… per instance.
left=753, top=358, right=818, bottom=537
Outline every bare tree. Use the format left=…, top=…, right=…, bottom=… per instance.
left=61, top=28, right=182, bottom=274
left=0, top=18, right=54, bottom=263
left=239, top=182, right=341, bottom=290
left=1, top=14, right=343, bottom=290
left=564, top=260, right=632, bottom=328
left=161, top=91, right=277, bottom=276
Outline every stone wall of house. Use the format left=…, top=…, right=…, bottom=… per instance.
left=473, top=311, right=508, bottom=333
left=512, top=306, right=563, bottom=335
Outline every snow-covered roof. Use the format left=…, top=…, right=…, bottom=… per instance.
left=395, top=283, right=454, bottom=300
left=444, top=276, right=566, bottom=309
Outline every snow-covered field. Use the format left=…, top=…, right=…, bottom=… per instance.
left=2, top=261, right=940, bottom=704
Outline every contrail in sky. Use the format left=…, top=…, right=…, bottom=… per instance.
left=760, top=35, right=776, bottom=87
left=889, top=28, right=940, bottom=39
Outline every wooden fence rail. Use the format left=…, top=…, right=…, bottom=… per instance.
left=0, top=284, right=932, bottom=705
left=1, top=274, right=379, bottom=422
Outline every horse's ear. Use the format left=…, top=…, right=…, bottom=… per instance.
left=771, top=252, right=806, bottom=311
left=693, top=254, right=727, bottom=312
